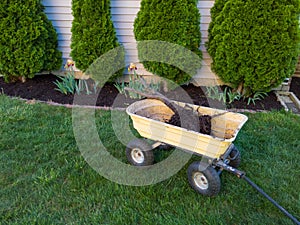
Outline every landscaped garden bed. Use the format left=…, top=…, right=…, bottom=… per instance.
left=0, top=74, right=284, bottom=111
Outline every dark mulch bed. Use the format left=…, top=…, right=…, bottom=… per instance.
left=168, top=83, right=283, bottom=111
left=0, top=74, right=284, bottom=111
left=290, top=76, right=300, bottom=100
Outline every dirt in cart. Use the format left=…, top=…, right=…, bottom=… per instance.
left=167, top=105, right=212, bottom=135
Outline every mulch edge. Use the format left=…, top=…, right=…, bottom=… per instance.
left=6, top=95, right=127, bottom=111
left=5, top=94, right=274, bottom=114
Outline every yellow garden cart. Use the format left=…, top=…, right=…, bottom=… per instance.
left=126, top=98, right=247, bottom=196
left=125, top=99, right=299, bottom=224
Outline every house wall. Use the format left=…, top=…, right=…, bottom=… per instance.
left=42, top=0, right=220, bottom=85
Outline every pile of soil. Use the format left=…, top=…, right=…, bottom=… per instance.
left=0, top=73, right=284, bottom=111
left=167, top=106, right=211, bottom=135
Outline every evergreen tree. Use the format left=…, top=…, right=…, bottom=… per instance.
left=71, top=0, right=123, bottom=81
left=0, top=0, right=62, bottom=82
left=134, top=0, right=202, bottom=85
left=207, top=0, right=300, bottom=95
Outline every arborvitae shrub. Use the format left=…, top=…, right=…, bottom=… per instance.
left=207, top=0, right=300, bottom=95
left=71, top=0, right=124, bottom=82
left=134, top=0, right=202, bottom=85
left=0, top=0, right=62, bottom=82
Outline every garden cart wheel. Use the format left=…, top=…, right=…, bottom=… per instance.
left=158, top=143, right=173, bottom=150
left=187, top=161, right=221, bottom=196
left=126, top=139, right=154, bottom=166
left=228, top=146, right=241, bottom=168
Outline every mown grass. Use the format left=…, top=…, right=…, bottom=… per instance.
left=0, top=95, right=299, bottom=225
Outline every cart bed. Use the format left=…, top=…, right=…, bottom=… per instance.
left=126, top=99, right=248, bottom=159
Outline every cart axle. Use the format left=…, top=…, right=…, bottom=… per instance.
left=215, top=161, right=245, bottom=178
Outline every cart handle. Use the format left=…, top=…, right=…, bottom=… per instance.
left=216, top=161, right=300, bottom=225
left=242, top=175, right=300, bottom=225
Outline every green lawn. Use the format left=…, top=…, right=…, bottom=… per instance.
left=0, top=95, right=299, bottom=224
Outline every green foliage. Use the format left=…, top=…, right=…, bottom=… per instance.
left=54, top=64, right=98, bottom=95
left=246, top=92, right=268, bottom=105
left=205, top=85, right=267, bottom=105
left=207, top=0, right=300, bottom=95
left=205, top=86, right=242, bottom=104
left=205, top=86, right=225, bottom=102
left=54, top=73, right=77, bottom=95
left=114, top=74, right=161, bottom=99
left=71, top=0, right=124, bottom=81
left=134, top=0, right=202, bottom=85
left=205, top=85, right=268, bottom=106
left=0, top=0, right=62, bottom=82
left=84, top=45, right=125, bottom=84
left=225, top=87, right=242, bottom=104
left=54, top=74, right=97, bottom=95
left=54, top=76, right=98, bottom=96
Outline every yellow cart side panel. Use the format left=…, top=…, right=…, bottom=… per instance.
left=127, top=99, right=247, bottom=159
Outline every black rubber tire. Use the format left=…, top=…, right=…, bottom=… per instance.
left=228, top=146, right=241, bottom=168
left=126, top=139, right=154, bottom=166
left=187, top=161, right=221, bottom=197
left=158, top=143, right=173, bottom=150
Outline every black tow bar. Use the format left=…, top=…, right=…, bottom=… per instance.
left=217, top=161, right=300, bottom=225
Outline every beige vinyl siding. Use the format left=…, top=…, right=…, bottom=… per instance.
left=43, top=0, right=72, bottom=67
left=194, top=0, right=219, bottom=85
left=43, top=0, right=219, bottom=84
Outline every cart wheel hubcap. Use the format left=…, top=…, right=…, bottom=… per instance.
left=193, top=172, right=208, bottom=190
left=131, top=148, right=144, bottom=164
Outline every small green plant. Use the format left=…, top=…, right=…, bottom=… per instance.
left=114, top=81, right=126, bottom=95
left=54, top=60, right=77, bottom=95
left=114, top=63, right=161, bottom=99
left=93, top=81, right=99, bottom=94
left=54, top=74, right=77, bottom=95
left=225, top=87, right=242, bottom=104
left=54, top=59, right=98, bottom=95
left=246, top=92, right=268, bottom=105
left=126, top=74, right=144, bottom=99
left=205, top=86, right=242, bottom=104
left=205, top=86, right=223, bottom=102
left=78, top=79, right=93, bottom=95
